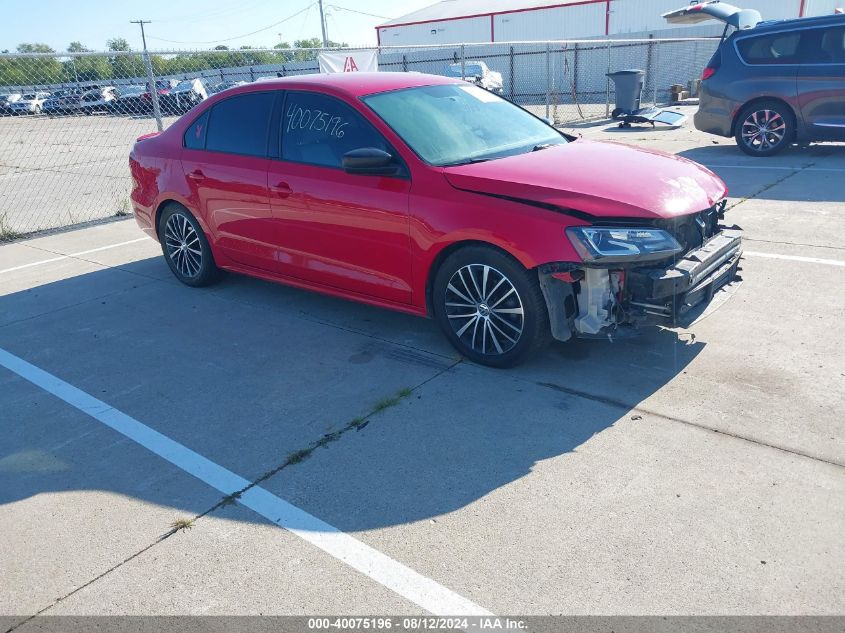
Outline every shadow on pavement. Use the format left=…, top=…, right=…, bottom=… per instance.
left=0, top=257, right=705, bottom=530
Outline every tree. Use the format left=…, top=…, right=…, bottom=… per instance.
left=17, top=43, right=55, bottom=54
left=0, top=43, right=62, bottom=86
left=107, top=38, right=131, bottom=52
left=65, top=42, right=111, bottom=82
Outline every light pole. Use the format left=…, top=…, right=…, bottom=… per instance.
left=318, top=0, right=328, bottom=47
left=130, top=19, right=163, bottom=131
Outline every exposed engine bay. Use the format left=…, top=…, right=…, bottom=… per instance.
left=539, top=203, right=743, bottom=341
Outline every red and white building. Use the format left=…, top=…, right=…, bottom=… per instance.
left=376, top=0, right=845, bottom=45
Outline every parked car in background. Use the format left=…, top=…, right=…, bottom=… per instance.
left=208, top=80, right=247, bottom=95
left=445, top=61, right=504, bottom=94
left=141, top=79, right=179, bottom=110
left=0, top=93, right=22, bottom=116
left=161, top=78, right=208, bottom=114
left=665, top=3, right=845, bottom=156
left=42, top=89, right=84, bottom=115
left=10, top=92, right=51, bottom=115
left=78, top=87, right=118, bottom=114
left=109, top=84, right=149, bottom=115
left=130, top=73, right=741, bottom=367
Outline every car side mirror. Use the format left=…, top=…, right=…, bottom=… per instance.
left=342, top=148, right=400, bottom=176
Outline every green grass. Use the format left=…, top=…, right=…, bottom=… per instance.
left=169, top=518, right=195, bottom=532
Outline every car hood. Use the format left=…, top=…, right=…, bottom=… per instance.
left=442, top=139, right=727, bottom=220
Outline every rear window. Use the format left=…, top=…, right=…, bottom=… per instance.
left=737, top=32, right=801, bottom=64
left=205, top=92, right=274, bottom=157
left=815, top=26, right=845, bottom=63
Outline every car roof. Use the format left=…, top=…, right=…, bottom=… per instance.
left=746, top=13, right=844, bottom=35
left=246, top=72, right=460, bottom=97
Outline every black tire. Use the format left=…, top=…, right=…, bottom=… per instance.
left=432, top=245, right=551, bottom=368
left=734, top=100, right=794, bottom=157
left=158, top=203, right=223, bottom=287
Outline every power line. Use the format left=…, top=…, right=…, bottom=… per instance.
left=326, top=5, right=391, bottom=20
left=147, top=3, right=316, bottom=45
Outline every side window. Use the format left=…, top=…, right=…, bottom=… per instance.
left=814, top=27, right=845, bottom=63
left=206, top=92, right=274, bottom=157
left=183, top=110, right=208, bottom=150
left=281, top=91, right=390, bottom=169
left=737, top=32, right=801, bottom=64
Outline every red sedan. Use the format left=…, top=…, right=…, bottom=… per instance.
left=130, top=72, right=742, bottom=367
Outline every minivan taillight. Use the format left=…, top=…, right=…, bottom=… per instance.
left=701, top=66, right=717, bottom=81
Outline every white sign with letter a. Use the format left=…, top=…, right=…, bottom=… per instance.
left=318, top=50, right=378, bottom=74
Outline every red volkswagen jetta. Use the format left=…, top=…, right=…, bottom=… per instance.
left=130, top=72, right=742, bottom=367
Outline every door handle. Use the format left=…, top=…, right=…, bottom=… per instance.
left=187, top=169, right=205, bottom=181
left=270, top=181, right=293, bottom=197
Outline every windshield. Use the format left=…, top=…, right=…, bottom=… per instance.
left=446, top=63, right=484, bottom=77
left=22, top=94, right=36, bottom=100
left=121, top=85, right=145, bottom=95
left=363, top=84, right=565, bottom=167
left=175, top=80, right=195, bottom=91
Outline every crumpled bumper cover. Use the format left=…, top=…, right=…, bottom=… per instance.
left=625, top=230, right=743, bottom=326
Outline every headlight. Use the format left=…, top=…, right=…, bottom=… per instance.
left=566, top=226, right=683, bottom=264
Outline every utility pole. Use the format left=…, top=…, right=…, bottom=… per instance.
left=130, top=19, right=163, bottom=132
left=317, top=0, right=329, bottom=47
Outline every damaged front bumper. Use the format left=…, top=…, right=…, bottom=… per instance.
left=539, top=230, right=743, bottom=341
left=625, top=229, right=743, bottom=328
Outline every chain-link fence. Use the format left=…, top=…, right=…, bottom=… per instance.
left=0, top=39, right=718, bottom=237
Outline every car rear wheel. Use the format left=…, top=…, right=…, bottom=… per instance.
left=735, top=101, right=794, bottom=157
left=433, top=245, right=551, bottom=368
left=158, top=204, right=223, bottom=287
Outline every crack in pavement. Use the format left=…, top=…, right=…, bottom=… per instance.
left=536, top=380, right=845, bottom=470
left=727, top=162, right=815, bottom=211
left=3, top=364, right=460, bottom=630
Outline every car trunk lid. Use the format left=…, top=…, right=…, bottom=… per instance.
left=662, top=2, right=761, bottom=30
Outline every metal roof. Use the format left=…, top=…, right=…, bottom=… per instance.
left=379, top=0, right=599, bottom=28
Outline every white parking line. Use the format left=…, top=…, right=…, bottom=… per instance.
left=744, top=251, right=845, bottom=267
left=0, top=347, right=492, bottom=617
left=0, top=238, right=149, bottom=275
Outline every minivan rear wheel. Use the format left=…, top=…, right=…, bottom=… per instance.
left=735, top=100, right=794, bottom=157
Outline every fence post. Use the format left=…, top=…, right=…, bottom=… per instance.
left=645, top=35, right=655, bottom=106
left=573, top=42, right=579, bottom=102
left=651, top=40, right=661, bottom=106
left=402, top=54, right=407, bottom=72
left=460, top=44, right=465, bottom=80
left=545, top=43, right=551, bottom=119
left=509, top=45, right=514, bottom=101
left=605, top=40, right=611, bottom=118
left=250, top=67, right=255, bottom=81
left=142, top=50, right=163, bottom=132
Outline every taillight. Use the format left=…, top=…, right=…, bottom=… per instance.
left=701, top=66, right=717, bottom=81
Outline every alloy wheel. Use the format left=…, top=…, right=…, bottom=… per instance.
left=164, top=213, right=203, bottom=278
left=740, top=109, right=786, bottom=152
left=444, top=264, right=524, bottom=355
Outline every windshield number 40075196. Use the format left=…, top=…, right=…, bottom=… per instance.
left=286, top=104, right=347, bottom=138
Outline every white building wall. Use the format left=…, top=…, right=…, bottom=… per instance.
left=377, top=16, right=490, bottom=46
left=494, top=2, right=607, bottom=41
left=804, top=0, right=845, bottom=14
left=380, top=0, right=843, bottom=46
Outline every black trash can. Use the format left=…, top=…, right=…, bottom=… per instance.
left=606, top=69, right=645, bottom=117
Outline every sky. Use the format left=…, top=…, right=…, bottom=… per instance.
left=0, top=0, right=434, bottom=52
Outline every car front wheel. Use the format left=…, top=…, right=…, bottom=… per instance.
left=433, top=245, right=551, bottom=368
left=735, top=101, right=794, bottom=157
left=158, top=204, right=223, bottom=287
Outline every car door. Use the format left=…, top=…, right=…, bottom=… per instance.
left=797, top=26, right=845, bottom=140
left=266, top=90, right=413, bottom=305
left=180, top=90, right=278, bottom=271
